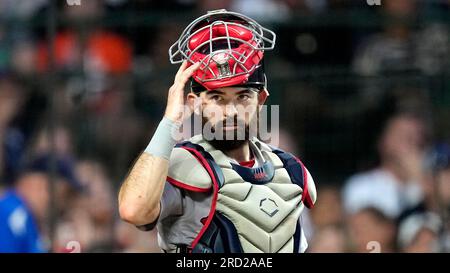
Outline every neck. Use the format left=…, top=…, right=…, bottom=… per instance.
left=222, top=141, right=251, bottom=163
left=381, top=161, right=407, bottom=183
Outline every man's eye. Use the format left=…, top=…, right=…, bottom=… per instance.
left=210, top=95, right=222, bottom=101
left=238, top=94, right=250, bottom=101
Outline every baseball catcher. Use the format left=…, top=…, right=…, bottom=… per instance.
left=118, top=9, right=317, bottom=253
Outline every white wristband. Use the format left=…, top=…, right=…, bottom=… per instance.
left=144, top=117, right=181, bottom=160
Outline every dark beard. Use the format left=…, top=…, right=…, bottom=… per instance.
left=202, top=116, right=251, bottom=152
left=209, top=138, right=247, bottom=151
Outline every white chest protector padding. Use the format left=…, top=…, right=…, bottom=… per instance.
left=189, top=135, right=305, bottom=253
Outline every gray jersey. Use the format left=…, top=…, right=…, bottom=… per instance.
left=140, top=141, right=314, bottom=253
left=150, top=174, right=311, bottom=253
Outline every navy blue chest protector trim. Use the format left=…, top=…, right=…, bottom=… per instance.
left=230, top=161, right=275, bottom=184
left=191, top=212, right=244, bottom=253
left=271, top=147, right=305, bottom=190
left=174, top=141, right=305, bottom=253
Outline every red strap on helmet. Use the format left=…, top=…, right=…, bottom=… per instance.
left=188, top=24, right=253, bottom=51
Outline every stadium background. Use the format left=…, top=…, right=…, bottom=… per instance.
left=0, top=0, right=449, bottom=252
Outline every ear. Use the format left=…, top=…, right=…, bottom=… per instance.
left=258, top=88, right=269, bottom=106
left=187, top=92, right=202, bottom=115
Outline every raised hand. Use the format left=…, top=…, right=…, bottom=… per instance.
left=164, top=61, right=201, bottom=123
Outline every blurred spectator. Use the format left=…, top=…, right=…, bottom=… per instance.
left=343, top=110, right=429, bottom=219
left=30, top=125, right=74, bottom=158
left=310, top=185, right=344, bottom=228
left=56, top=159, right=116, bottom=252
left=308, top=225, right=349, bottom=253
left=32, top=1, right=140, bottom=181
left=398, top=143, right=450, bottom=252
left=398, top=211, right=441, bottom=253
left=399, top=143, right=449, bottom=216
left=36, top=0, right=132, bottom=102
left=306, top=185, right=346, bottom=251
left=77, top=86, right=147, bottom=181
left=353, top=0, right=450, bottom=78
left=25, top=155, right=82, bottom=214
left=0, top=173, right=46, bottom=252
left=348, top=207, right=397, bottom=252
left=352, top=0, right=419, bottom=76
left=22, top=113, right=113, bottom=248
left=0, top=75, right=27, bottom=184
left=0, top=155, right=82, bottom=252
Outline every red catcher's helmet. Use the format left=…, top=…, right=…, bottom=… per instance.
left=169, top=9, right=276, bottom=92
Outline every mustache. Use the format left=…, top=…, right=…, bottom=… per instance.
left=213, top=117, right=246, bottom=130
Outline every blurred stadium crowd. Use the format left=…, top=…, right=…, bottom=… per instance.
left=0, top=0, right=449, bottom=252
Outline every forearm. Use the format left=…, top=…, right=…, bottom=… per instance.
left=119, top=153, right=168, bottom=225
left=118, top=117, right=180, bottom=225
left=118, top=60, right=198, bottom=225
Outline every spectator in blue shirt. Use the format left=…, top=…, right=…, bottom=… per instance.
left=0, top=182, right=45, bottom=252
left=0, top=155, right=82, bottom=252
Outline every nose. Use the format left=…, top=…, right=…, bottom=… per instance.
left=224, top=103, right=238, bottom=118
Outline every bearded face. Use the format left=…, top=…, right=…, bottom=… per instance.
left=194, top=87, right=262, bottom=152
left=202, top=114, right=256, bottom=151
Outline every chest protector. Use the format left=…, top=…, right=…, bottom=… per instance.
left=167, top=135, right=315, bottom=253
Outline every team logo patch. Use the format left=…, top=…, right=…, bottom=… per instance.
left=259, top=198, right=279, bottom=217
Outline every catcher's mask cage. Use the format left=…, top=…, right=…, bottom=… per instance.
left=168, top=9, right=276, bottom=92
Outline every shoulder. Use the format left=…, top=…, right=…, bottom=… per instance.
left=259, top=140, right=317, bottom=208
left=0, top=193, right=33, bottom=237
left=0, top=191, right=23, bottom=216
left=167, top=146, right=212, bottom=192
